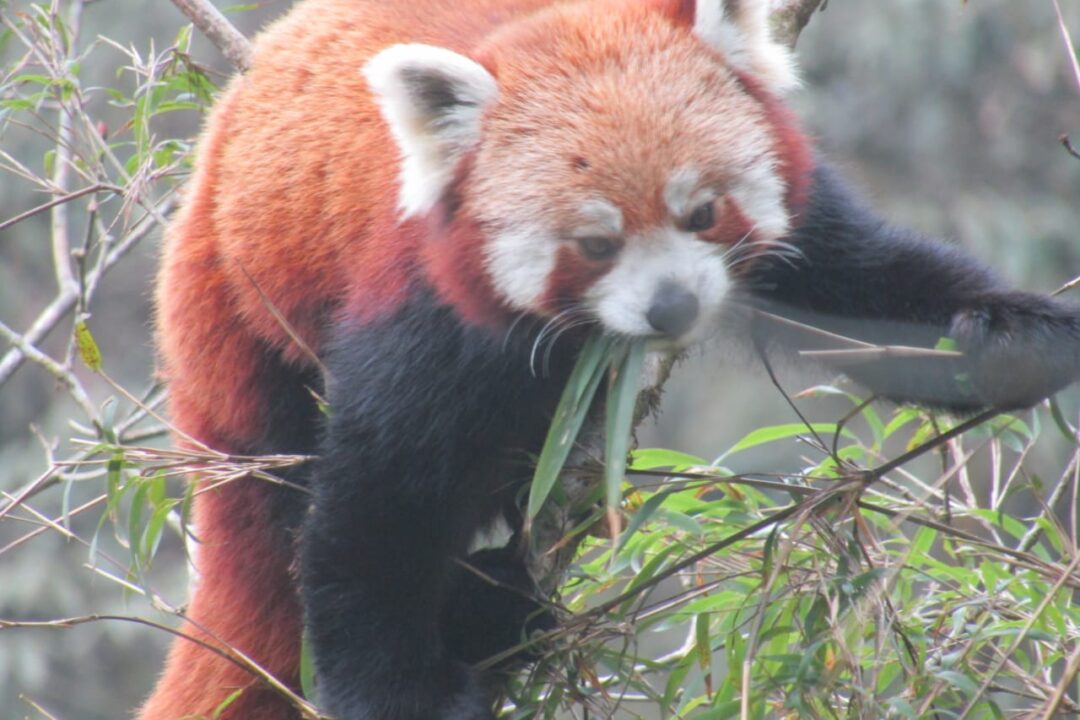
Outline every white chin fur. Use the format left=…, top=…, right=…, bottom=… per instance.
left=587, top=229, right=731, bottom=343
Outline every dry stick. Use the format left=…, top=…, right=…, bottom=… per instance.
left=1038, top=642, right=1080, bottom=720
left=0, top=318, right=101, bottom=428
left=168, top=0, right=252, bottom=72
left=0, top=184, right=124, bottom=234
left=1051, top=0, right=1080, bottom=95
left=0, top=385, right=166, bottom=521
left=1054, top=269, right=1080, bottom=296
left=1062, top=135, right=1080, bottom=161
left=49, top=7, right=80, bottom=300
left=18, top=696, right=58, bottom=720
left=0, top=614, right=326, bottom=719
left=623, top=467, right=1080, bottom=590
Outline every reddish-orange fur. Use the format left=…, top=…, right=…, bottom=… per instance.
left=149, top=3, right=563, bottom=718
left=147, top=1, right=806, bottom=718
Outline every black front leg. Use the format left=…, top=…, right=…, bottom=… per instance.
left=301, top=291, right=568, bottom=720
left=747, top=161, right=1080, bottom=412
left=303, top=470, right=495, bottom=720
left=442, top=546, right=555, bottom=667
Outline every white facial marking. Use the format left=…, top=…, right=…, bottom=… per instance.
left=587, top=228, right=730, bottom=342
left=728, top=159, right=790, bottom=240
left=665, top=167, right=720, bottom=220
left=484, top=221, right=558, bottom=311
left=364, top=44, right=498, bottom=218
left=575, top=199, right=624, bottom=238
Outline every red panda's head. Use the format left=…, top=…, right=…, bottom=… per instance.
left=365, top=0, right=811, bottom=343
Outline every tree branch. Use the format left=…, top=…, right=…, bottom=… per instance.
left=0, top=198, right=172, bottom=386
left=168, top=0, right=252, bottom=72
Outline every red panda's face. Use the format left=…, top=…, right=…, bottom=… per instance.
left=366, top=0, right=809, bottom=343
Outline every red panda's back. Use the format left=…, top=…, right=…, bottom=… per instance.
left=157, top=0, right=556, bottom=446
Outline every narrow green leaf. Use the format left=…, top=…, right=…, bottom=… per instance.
left=527, top=334, right=613, bottom=520
left=211, top=689, right=244, bottom=718
left=140, top=500, right=175, bottom=563
left=933, top=669, right=980, bottom=697
left=604, top=339, right=646, bottom=512
left=715, top=422, right=844, bottom=462
left=882, top=408, right=920, bottom=439
left=629, top=447, right=707, bottom=470
left=910, top=526, right=937, bottom=559
left=615, top=486, right=677, bottom=556
left=1048, top=396, right=1079, bottom=445
left=0, top=98, right=34, bottom=110
left=299, top=631, right=317, bottom=701
left=74, top=320, right=102, bottom=371
left=694, top=612, right=711, bottom=672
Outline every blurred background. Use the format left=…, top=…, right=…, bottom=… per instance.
left=1, top=1, right=1077, bottom=718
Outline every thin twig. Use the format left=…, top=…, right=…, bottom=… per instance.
left=1051, top=0, right=1080, bottom=95
left=1061, top=134, right=1080, bottom=161
left=46, top=0, right=86, bottom=297
left=1038, top=642, right=1080, bottom=720
left=168, top=0, right=252, bottom=72
left=1053, top=269, right=1080, bottom=296
left=0, top=197, right=173, bottom=387
left=956, top=555, right=1080, bottom=720
left=0, top=319, right=101, bottom=429
left=0, top=183, right=123, bottom=235
left=0, top=614, right=327, bottom=720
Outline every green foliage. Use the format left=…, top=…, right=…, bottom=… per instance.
left=502, top=396, right=1080, bottom=718
left=527, top=335, right=647, bottom=529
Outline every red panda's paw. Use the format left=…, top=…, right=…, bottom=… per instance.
left=439, top=668, right=499, bottom=720
left=442, top=547, right=556, bottom=667
left=318, top=661, right=495, bottom=720
left=949, top=292, right=1080, bottom=411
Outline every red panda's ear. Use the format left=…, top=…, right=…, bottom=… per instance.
left=655, top=0, right=799, bottom=94
left=364, top=44, right=498, bottom=218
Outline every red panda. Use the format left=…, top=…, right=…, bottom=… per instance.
left=144, top=0, right=1080, bottom=718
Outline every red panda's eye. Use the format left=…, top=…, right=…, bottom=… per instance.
left=577, top=236, right=622, bottom=262
left=686, top=201, right=716, bottom=233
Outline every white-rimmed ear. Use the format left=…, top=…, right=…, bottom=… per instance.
left=364, top=44, right=498, bottom=218
left=693, top=0, right=799, bottom=93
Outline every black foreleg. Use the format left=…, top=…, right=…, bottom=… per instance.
left=748, top=162, right=1080, bottom=411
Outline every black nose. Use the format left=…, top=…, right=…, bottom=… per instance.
left=646, top=281, right=699, bottom=337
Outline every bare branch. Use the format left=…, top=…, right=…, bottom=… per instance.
left=0, top=613, right=328, bottom=720
left=168, top=0, right=252, bottom=72
left=1060, top=134, right=1080, bottom=162
left=0, top=184, right=124, bottom=235
left=0, top=319, right=101, bottom=428
left=0, top=198, right=173, bottom=386
left=1054, top=270, right=1080, bottom=296
left=1051, top=0, right=1080, bottom=95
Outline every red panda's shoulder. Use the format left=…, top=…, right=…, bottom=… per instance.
left=165, top=0, right=573, bottom=346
